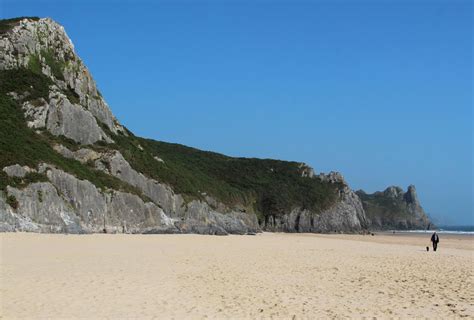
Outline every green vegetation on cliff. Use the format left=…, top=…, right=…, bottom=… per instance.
left=356, top=189, right=429, bottom=230
left=145, top=139, right=342, bottom=214
left=0, top=68, right=342, bottom=220
left=0, top=69, right=146, bottom=198
left=97, top=125, right=342, bottom=220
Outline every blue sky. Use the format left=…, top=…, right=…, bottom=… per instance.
left=2, top=0, right=472, bottom=225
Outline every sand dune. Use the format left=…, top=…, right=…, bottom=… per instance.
left=1, top=232, right=473, bottom=319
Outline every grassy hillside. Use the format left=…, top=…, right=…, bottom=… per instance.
left=118, top=132, right=342, bottom=216
left=92, top=120, right=343, bottom=219
left=0, top=66, right=342, bottom=221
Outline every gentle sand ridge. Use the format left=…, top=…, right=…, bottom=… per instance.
left=1, top=232, right=473, bottom=319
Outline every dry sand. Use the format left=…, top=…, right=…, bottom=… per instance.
left=1, top=232, right=473, bottom=319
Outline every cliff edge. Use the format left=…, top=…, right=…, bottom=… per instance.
left=0, top=17, right=431, bottom=234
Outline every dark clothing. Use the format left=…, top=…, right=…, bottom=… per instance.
left=431, top=233, right=439, bottom=251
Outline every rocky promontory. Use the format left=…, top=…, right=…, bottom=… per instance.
left=0, top=17, right=432, bottom=234
left=356, top=186, right=431, bottom=230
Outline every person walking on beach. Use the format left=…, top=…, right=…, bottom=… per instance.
left=431, top=232, right=439, bottom=251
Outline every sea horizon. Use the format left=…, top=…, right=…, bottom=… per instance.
left=391, top=225, right=474, bottom=235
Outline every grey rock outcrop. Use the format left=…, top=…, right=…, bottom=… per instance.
left=3, top=164, right=35, bottom=178
left=356, top=185, right=431, bottom=230
left=177, top=200, right=260, bottom=235
left=43, top=165, right=108, bottom=230
left=299, top=163, right=315, bottom=178
left=22, top=99, right=49, bottom=129
left=42, top=164, right=178, bottom=233
left=317, top=171, right=345, bottom=184
left=261, top=171, right=368, bottom=233
left=95, top=150, right=186, bottom=216
left=0, top=192, right=20, bottom=232
left=154, top=156, right=165, bottom=163
left=45, top=90, right=113, bottom=145
left=0, top=17, right=124, bottom=143
left=107, top=191, right=177, bottom=234
left=19, top=88, right=112, bottom=145
left=1, top=164, right=180, bottom=233
left=1, top=163, right=260, bottom=235
left=53, top=145, right=101, bottom=164
left=92, top=151, right=261, bottom=234
left=314, top=187, right=368, bottom=232
left=5, top=182, right=83, bottom=233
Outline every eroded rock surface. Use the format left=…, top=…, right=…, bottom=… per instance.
left=356, top=185, right=431, bottom=230
left=262, top=172, right=369, bottom=233
left=3, top=164, right=35, bottom=178
left=0, top=18, right=124, bottom=144
left=2, top=163, right=260, bottom=235
left=96, top=151, right=186, bottom=216
left=6, top=182, right=82, bottom=233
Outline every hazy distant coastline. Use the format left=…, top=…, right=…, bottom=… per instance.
left=390, top=226, right=474, bottom=235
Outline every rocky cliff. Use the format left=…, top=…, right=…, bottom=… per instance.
left=261, top=172, right=369, bottom=233
left=356, top=186, right=431, bottom=230
left=0, top=17, right=431, bottom=234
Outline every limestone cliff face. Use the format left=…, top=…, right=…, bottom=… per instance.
left=356, top=185, right=431, bottom=230
left=0, top=17, right=430, bottom=234
left=1, top=162, right=260, bottom=234
left=261, top=171, right=369, bottom=233
left=1, top=18, right=122, bottom=143
left=0, top=17, right=261, bottom=234
left=0, top=163, right=177, bottom=233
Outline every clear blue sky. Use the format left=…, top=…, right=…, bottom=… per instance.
left=2, top=0, right=472, bottom=225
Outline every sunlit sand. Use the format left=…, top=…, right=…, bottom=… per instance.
left=1, top=232, right=473, bottom=319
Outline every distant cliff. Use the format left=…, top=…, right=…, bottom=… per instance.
left=356, top=186, right=431, bottom=230
left=0, top=17, right=431, bottom=234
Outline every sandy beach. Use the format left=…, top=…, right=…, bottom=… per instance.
left=1, top=232, right=473, bottom=319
